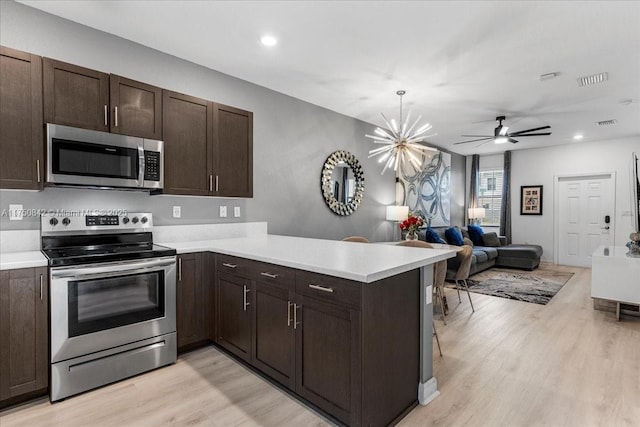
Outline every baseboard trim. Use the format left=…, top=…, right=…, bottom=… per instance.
left=418, top=377, right=440, bottom=406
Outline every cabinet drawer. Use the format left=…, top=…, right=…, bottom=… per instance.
left=249, top=261, right=295, bottom=291
left=295, top=271, right=361, bottom=310
left=216, top=254, right=252, bottom=277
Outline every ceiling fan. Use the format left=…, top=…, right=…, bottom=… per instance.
left=454, top=116, right=551, bottom=145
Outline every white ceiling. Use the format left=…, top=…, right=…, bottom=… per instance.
left=19, top=0, right=640, bottom=156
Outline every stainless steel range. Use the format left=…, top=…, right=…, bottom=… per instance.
left=41, top=211, right=177, bottom=402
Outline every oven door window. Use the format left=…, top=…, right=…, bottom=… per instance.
left=52, top=138, right=138, bottom=180
left=68, top=271, right=164, bottom=337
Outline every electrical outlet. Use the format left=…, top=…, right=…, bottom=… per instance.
left=9, top=204, right=23, bottom=221
left=219, top=206, right=227, bottom=218
left=172, top=206, right=181, bottom=218
left=234, top=206, right=241, bottom=218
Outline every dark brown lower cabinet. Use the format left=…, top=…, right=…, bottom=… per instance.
left=213, top=253, right=420, bottom=427
left=294, top=294, right=361, bottom=426
left=0, top=267, right=48, bottom=408
left=252, top=280, right=296, bottom=390
left=216, top=272, right=252, bottom=362
left=177, top=253, right=205, bottom=351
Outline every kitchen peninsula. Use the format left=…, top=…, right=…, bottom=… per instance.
left=158, top=232, right=456, bottom=426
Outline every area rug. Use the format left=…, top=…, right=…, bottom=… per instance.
left=446, top=264, right=574, bottom=305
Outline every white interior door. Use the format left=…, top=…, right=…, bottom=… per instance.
left=557, top=174, right=614, bottom=267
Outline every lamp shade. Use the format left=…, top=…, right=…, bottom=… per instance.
left=386, top=205, right=409, bottom=221
left=468, top=207, right=486, bottom=219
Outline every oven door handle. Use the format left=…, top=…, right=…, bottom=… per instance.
left=51, top=257, right=176, bottom=279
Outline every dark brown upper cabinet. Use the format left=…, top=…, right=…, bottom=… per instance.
left=110, top=74, right=162, bottom=139
left=43, top=58, right=162, bottom=139
left=162, top=90, right=214, bottom=196
left=0, top=46, right=44, bottom=190
left=43, top=58, right=110, bottom=132
left=163, top=94, right=253, bottom=198
left=213, top=103, right=253, bottom=198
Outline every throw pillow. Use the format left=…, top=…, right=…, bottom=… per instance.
left=463, top=237, right=474, bottom=247
left=424, top=227, right=446, bottom=244
left=445, top=227, right=464, bottom=246
left=467, top=224, right=484, bottom=246
left=459, top=227, right=470, bottom=240
left=482, top=232, right=502, bottom=247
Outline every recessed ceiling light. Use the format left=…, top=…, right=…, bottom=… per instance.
left=573, top=134, right=583, bottom=140
left=577, top=72, right=608, bottom=87
left=260, top=35, right=277, bottom=47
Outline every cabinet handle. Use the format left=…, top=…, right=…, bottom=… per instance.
left=287, top=301, right=292, bottom=327
left=215, top=175, right=219, bottom=192
left=260, top=272, right=278, bottom=279
left=222, top=263, right=237, bottom=269
left=293, top=303, right=301, bottom=329
left=209, top=175, right=213, bottom=192
left=114, top=106, right=118, bottom=127
left=308, top=284, right=334, bottom=293
left=40, top=274, right=43, bottom=301
left=36, top=159, right=41, bottom=183
left=104, top=105, right=108, bottom=126
left=243, top=285, right=250, bottom=311
left=178, top=257, right=182, bottom=281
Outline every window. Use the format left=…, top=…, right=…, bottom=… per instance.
left=478, top=168, right=504, bottom=226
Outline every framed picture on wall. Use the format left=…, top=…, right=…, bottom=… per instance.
left=520, top=185, right=543, bottom=215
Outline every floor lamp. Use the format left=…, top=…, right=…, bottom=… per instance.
left=387, top=205, right=409, bottom=241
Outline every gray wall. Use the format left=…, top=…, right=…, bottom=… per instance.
left=0, top=1, right=465, bottom=240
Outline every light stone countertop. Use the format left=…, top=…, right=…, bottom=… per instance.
left=0, top=251, right=48, bottom=270
left=158, top=234, right=456, bottom=283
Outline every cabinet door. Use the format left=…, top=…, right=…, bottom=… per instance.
left=204, top=253, right=217, bottom=342
left=0, top=46, right=43, bottom=190
left=295, top=294, right=361, bottom=426
left=213, top=103, right=253, bottom=198
left=216, top=272, right=252, bottom=362
left=43, top=58, right=109, bottom=131
left=110, top=75, right=162, bottom=140
left=163, top=90, right=213, bottom=196
left=252, top=281, right=295, bottom=390
left=0, top=268, right=48, bottom=405
left=176, top=253, right=204, bottom=350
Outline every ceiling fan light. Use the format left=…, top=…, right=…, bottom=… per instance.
left=494, top=136, right=508, bottom=144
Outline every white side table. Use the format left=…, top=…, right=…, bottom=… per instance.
left=591, top=245, right=640, bottom=320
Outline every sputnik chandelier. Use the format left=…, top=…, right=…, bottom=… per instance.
left=366, top=90, right=437, bottom=175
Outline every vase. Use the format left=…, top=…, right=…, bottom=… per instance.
left=405, top=233, right=417, bottom=241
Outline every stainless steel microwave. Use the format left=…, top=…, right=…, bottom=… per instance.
left=46, top=123, right=163, bottom=190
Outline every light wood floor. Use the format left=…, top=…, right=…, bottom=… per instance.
left=2, top=264, right=639, bottom=426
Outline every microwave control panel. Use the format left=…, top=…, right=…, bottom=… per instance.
left=144, top=151, right=161, bottom=181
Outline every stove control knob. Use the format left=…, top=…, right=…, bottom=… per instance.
left=132, top=217, right=139, bottom=224
left=62, top=217, right=71, bottom=226
left=141, top=216, right=148, bottom=224
left=122, top=217, right=130, bottom=224
left=49, top=218, right=59, bottom=226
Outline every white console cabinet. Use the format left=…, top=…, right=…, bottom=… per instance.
left=591, top=245, right=640, bottom=320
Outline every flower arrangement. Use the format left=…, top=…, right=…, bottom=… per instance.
left=626, top=231, right=640, bottom=256
left=399, top=212, right=425, bottom=240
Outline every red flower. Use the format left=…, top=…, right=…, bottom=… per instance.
left=399, top=212, right=425, bottom=236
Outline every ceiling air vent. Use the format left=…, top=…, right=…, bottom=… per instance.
left=577, top=72, right=608, bottom=87
left=597, top=119, right=617, bottom=126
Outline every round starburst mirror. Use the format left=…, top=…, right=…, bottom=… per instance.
left=321, top=150, right=365, bottom=216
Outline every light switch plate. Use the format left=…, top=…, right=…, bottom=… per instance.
left=9, top=204, right=23, bottom=221
left=172, top=206, right=181, bottom=218
left=234, top=206, right=241, bottom=218
left=426, top=285, right=432, bottom=305
left=220, top=206, right=227, bottom=218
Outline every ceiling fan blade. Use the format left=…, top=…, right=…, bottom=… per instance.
left=511, top=132, right=552, bottom=137
left=509, top=125, right=551, bottom=135
left=508, top=137, right=519, bottom=143
left=461, top=134, right=492, bottom=137
left=454, top=137, right=493, bottom=145
left=475, top=140, right=494, bottom=148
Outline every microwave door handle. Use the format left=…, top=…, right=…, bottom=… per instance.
left=51, top=257, right=176, bottom=279
left=138, top=144, right=145, bottom=187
